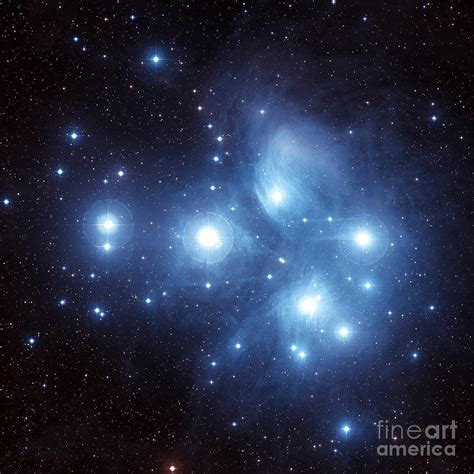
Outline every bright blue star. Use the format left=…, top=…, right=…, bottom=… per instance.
left=342, top=424, right=351, bottom=434
left=298, top=351, right=306, bottom=359
left=28, top=337, right=35, bottom=345
left=152, top=55, right=160, bottom=63
left=94, top=307, right=100, bottom=314
left=205, top=282, right=211, bottom=289
left=73, top=36, right=79, bottom=42
left=70, top=132, right=78, bottom=140
left=3, top=198, right=10, bottom=206
left=235, top=343, right=241, bottom=349
left=59, top=299, right=66, bottom=306
left=431, top=115, right=437, bottom=122
left=57, top=168, right=63, bottom=175
left=337, top=326, right=350, bottom=339
left=145, top=298, right=151, bottom=304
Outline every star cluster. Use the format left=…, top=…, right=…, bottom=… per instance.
left=2, top=1, right=472, bottom=472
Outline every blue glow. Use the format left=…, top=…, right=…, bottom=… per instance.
left=70, top=132, right=78, bottom=140
left=235, top=343, right=241, bottom=349
left=3, top=198, right=10, bottom=205
left=342, top=424, right=351, bottom=433
left=152, top=55, right=160, bottom=63
left=145, top=298, right=151, bottom=304
left=298, top=295, right=321, bottom=316
left=354, top=231, right=372, bottom=247
left=59, top=299, right=66, bottom=306
left=337, top=326, right=350, bottom=338
left=57, top=168, right=64, bottom=175
left=73, top=36, right=79, bottom=42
